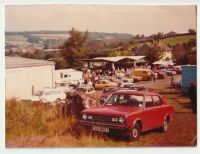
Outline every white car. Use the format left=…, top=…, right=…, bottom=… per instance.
left=121, top=78, right=134, bottom=83
left=120, top=82, right=135, bottom=88
left=29, top=88, right=66, bottom=103
left=76, top=85, right=95, bottom=93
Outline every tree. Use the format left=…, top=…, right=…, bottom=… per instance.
left=188, top=29, right=196, bottom=34
left=144, top=42, right=165, bottom=64
left=61, top=28, right=88, bottom=67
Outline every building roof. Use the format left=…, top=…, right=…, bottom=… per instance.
left=153, top=60, right=174, bottom=65
left=6, top=56, right=55, bottom=68
left=93, top=56, right=145, bottom=62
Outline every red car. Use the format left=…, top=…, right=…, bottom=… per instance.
left=80, top=91, right=174, bottom=140
left=173, top=66, right=182, bottom=74
left=153, top=70, right=167, bottom=79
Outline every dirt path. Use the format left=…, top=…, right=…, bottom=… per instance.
left=138, top=75, right=197, bottom=146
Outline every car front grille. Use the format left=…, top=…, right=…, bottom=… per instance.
left=91, top=115, right=112, bottom=123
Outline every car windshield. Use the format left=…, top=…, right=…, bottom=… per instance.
left=105, top=93, right=144, bottom=107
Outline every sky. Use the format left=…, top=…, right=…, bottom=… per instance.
left=5, top=5, right=196, bottom=35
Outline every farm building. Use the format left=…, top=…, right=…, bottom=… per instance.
left=136, top=42, right=173, bottom=61
left=5, top=56, right=55, bottom=99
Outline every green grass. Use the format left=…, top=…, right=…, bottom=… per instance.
left=31, top=33, right=69, bottom=40
left=161, top=34, right=196, bottom=46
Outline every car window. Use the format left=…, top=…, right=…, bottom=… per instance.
left=152, top=95, right=163, bottom=106
left=129, top=95, right=144, bottom=107
left=145, top=95, right=154, bottom=108
left=106, top=94, right=118, bottom=105
left=105, top=94, right=144, bottom=107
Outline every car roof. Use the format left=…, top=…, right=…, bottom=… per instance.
left=113, top=90, right=157, bottom=95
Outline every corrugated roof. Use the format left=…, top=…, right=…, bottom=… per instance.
left=6, top=56, right=55, bottom=68
left=93, top=56, right=145, bottom=62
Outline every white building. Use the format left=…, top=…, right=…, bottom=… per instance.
left=55, top=69, right=83, bottom=85
left=5, top=56, right=55, bottom=99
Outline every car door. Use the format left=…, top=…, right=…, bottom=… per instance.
left=152, top=95, right=165, bottom=127
left=141, top=95, right=157, bottom=130
left=95, top=81, right=101, bottom=89
left=101, top=81, right=108, bottom=89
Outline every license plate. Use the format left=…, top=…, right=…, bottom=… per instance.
left=92, top=126, right=109, bottom=133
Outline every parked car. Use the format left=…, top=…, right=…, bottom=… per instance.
left=94, top=79, right=119, bottom=90
left=80, top=91, right=174, bottom=140
left=129, top=85, right=148, bottom=91
left=120, top=82, right=135, bottom=88
left=132, top=69, right=152, bottom=80
left=132, top=75, right=143, bottom=82
left=173, top=66, right=182, bottom=74
left=29, top=88, right=66, bottom=103
left=76, top=85, right=95, bottom=93
left=152, top=70, right=167, bottom=79
left=121, top=78, right=134, bottom=83
left=160, top=69, right=176, bottom=76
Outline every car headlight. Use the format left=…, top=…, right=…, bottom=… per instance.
left=112, top=117, right=118, bottom=122
left=119, top=117, right=125, bottom=124
left=82, top=114, right=87, bottom=120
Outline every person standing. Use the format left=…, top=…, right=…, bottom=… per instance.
left=188, top=81, right=197, bottom=114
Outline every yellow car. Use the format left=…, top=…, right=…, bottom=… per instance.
left=132, top=69, right=152, bottom=81
left=94, top=79, right=119, bottom=90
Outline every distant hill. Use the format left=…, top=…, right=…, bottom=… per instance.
left=5, top=30, right=135, bottom=41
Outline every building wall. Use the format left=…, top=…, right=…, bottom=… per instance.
left=161, top=51, right=173, bottom=61
left=6, top=64, right=55, bottom=99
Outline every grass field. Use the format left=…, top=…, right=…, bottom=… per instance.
left=161, top=34, right=196, bottom=46
left=5, top=35, right=31, bottom=46
left=31, top=33, right=69, bottom=40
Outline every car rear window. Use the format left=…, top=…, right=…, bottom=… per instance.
left=145, top=96, right=154, bottom=108
left=152, top=95, right=163, bottom=106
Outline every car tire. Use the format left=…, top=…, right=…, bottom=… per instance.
left=129, top=123, right=141, bottom=140
left=161, top=118, right=168, bottom=132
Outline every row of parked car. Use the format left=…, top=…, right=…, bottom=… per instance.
left=27, top=66, right=181, bottom=105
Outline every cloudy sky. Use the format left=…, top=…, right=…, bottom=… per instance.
left=5, top=5, right=196, bottom=35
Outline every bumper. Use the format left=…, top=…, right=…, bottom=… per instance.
left=79, top=120, right=129, bottom=130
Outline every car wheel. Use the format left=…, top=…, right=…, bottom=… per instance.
left=130, top=123, right=141, bottom=140
left=161, top=118, right=168, bottom=132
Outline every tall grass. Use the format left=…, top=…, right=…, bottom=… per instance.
left=6, top=99, right=154, bottom=147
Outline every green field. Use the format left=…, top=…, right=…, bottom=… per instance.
left=31, top=33, right=69, bottom=40
left=5, top=35, right=31, bottom=46
left=161, top=34, right=196, bottom=46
